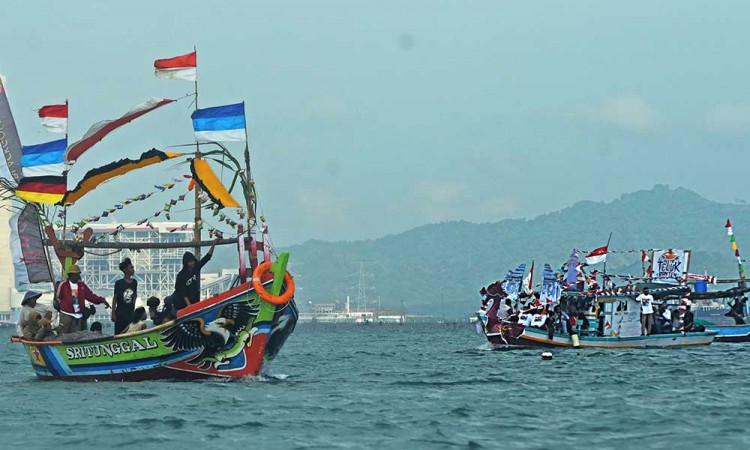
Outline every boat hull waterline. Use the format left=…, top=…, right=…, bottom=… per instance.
left=485, top=324, right=716, bottom=349
left=12, top=279, right=297, bottom=381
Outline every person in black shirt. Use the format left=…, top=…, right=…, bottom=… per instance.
left=172, top=240, right=217, bottom=311
left=112, top=258, right=137, bottom=334
left=682, top=304, right=695, bottom=332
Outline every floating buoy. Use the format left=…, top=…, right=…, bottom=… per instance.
left=541, top=352, right=553, bottom=360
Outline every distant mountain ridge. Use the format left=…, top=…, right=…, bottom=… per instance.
left=215, top=185, right=750, bottom=317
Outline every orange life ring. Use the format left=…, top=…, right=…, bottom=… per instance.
left=252, top=261, right=295, bottom=305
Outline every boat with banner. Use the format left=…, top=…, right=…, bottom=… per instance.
left=1, top=50, right=299, bottom=380
left=477, top=248, right=717, bottom=349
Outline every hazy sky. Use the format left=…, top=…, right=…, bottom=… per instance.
left=2, top=1, right=749, bottom=245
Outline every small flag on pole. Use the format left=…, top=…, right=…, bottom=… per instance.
left=154, top=51, right=197, bottom=81
left=20, top=138, right=67, bottom=178
left=585, top=245, right=608, bottom=265
left=523, top=260, right=534, bottom=294
left=16, top=138, right=67, bottom=204
left=38, top=103, right=68, bottom=134
left=191, top=102, right=246, bottom=142
left=642, top=250, right=653, bottom=276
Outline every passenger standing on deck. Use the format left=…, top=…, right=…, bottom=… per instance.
left=56, top=265, right=110, bottom=334
left=112, top=258, right=138, bottom=335
left=172, top=239, right=218, bottom=311
left=637, top=288, right=655, bottom=336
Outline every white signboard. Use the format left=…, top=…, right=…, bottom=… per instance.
left=650, top=249, right=691, bottom=285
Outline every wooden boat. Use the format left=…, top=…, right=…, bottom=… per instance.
left=11, top=272, right=297, bottom=381
left=2, top=51, right=300, bottom=380
left=477, top=260, right=717, bottom=350
left=691, top=286, right=750, bottom=343
left=479, top=294, right=716, bottom=349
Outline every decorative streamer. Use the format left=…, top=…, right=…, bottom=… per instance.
left=62, top=148, right=183, bottom=205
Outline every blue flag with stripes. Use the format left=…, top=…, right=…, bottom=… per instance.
left=21, top=138, right=67, bottom=177
left=191, top=102, right=246, bottom=143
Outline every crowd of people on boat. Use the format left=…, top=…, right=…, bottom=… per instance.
left=635, top=287, right=705, bottom=335
left=481, top=282, right=707, bottom=339
left=16, top=240, right=217, bottom=341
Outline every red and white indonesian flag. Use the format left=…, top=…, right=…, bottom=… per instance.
left=38, top=104, right=68, bottom=133
left=523, top=261, right=534, bottom=294
left=642, top=250, right=653, bottom=275
left=585, top=246, right=608, bottom=265
left=66, top=97, right=174, bottom=162
left=154, top=51, right=197, bottom=81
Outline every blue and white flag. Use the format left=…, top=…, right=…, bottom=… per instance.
left=21, top=138, right=67, bottom=177
left=191, top=102, right=246, bottom=143
left=566, top=250, right=580, bottom=288
left=503, top=263, right=527, bottom=300
left=540, top=263, right=562, bottom=304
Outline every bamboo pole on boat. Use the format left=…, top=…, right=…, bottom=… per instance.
left=726, top=219, right=746, bottom=289
left=601, top=232, right=613, bottom=288
left=242, top=104, right=257, bottom=274
left=61, top=99, right=69, bottom=260
left=193, top=45, right=203, bottom=260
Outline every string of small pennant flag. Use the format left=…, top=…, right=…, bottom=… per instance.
left=575, top=248, right=666, bottom=255
left=60, top=175, right=246, bottom=240
left=92, top=193, right=246, bottom=241
left=62, top=177, right=188, bottom=233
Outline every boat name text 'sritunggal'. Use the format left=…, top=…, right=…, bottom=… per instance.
left=65, top=337, right=158, bottom=360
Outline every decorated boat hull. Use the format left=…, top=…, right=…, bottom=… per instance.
left=12, top=279, right=297, bottom=381
left=484, top=323, right=716, bottom=349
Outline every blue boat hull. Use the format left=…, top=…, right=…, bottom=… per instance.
left=704, top=325, right=750, bottom=342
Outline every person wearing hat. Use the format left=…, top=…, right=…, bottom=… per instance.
left=16, top=291, right=45, bottom=336
left=55, top=264, right=110, bottom=334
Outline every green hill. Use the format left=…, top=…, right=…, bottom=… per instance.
left=217, top=185, right=750, bottom=317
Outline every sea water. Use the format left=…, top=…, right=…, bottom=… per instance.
left=1, top=324, right=748, bottom=449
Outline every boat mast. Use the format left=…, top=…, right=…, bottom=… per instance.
left=242, top=103, right=257, bottom=271
left=601, top=232, right=612, bottom=288
left=192, top=45, right=202, bottom=259
left=61, top=99, right=69, bottom=251
left=726, top=219, right=746, bottom=288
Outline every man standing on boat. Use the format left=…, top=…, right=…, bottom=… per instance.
left=112, top=258, right=137, bottom=334
left=637, top=287, right=655, bottom=336
left=56, top=264, right=110, bottom=334
left=172, top=240, right=218, bottom=311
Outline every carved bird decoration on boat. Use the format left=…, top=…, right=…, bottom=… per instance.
left=162, top=301, right=260, bottom=368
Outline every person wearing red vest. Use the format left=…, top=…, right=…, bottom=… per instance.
left=56, top=264, right=110, bottom=334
